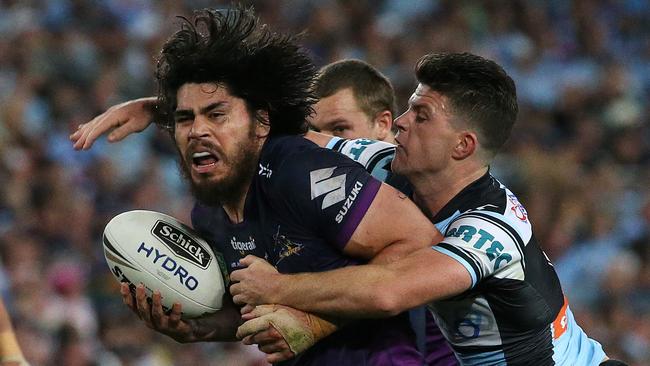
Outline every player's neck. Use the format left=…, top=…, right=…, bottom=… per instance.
left=411, top=165, right=488, bottom=219
left=221, top=178, right=254, bottom=224
left=222, top=196, right=247, bottom=224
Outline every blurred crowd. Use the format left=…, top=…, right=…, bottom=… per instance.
left=0, top=0, right=648, bottom=365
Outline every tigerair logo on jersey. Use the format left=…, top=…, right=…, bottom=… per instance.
left=310, top=167, right=346, bottom=209
left=230, top=236, right=256, bottom=252
left=447, top=225, right=513, bottom=270
left=151, top=221, right=212, bottom=269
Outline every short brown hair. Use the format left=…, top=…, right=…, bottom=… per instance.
left=314, top=59, right=396, bottom=121
left=415, top=52, right=518, bottom=154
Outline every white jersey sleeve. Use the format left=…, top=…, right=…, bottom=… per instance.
left=325, top=137, right=395, bottom=182
left=432, top=211, right=526, bottom=288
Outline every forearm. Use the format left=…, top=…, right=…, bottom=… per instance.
left=270, top=265, right=402, bottom=318
left=268, top=249, right=470, bottom=319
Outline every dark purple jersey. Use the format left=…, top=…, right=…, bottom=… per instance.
left=192, top=135, right=423, bottom=366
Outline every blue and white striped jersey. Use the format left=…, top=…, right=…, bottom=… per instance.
left=329, top=136, right=607, bottom=366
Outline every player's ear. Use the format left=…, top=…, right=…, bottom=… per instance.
left=254, top=110, right=271, bottom=138
left=452, top=130, right=477, bottom=160
left=372, top=110, right=393, bottom=141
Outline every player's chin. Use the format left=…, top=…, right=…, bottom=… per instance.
left=390, top=156, right=407, bottom=174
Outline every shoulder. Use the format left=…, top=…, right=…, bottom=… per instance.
left=328, top=138, right=395, bottom=168
left=261, top=135, right=365, bottom=186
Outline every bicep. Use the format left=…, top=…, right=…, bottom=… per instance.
left=343, top=183, right=440, bottom=261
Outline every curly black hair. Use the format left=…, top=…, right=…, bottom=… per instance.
left=155, top=5, right=317, bottom=135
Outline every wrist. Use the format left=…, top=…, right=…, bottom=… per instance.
left=268, top=273, right=288, bottom=304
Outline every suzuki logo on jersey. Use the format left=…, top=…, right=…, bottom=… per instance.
left=258, top=163, right=272, bottom=178
left=230, top=236, right=256, bottom=251
left=310, top=167, right=346, bottom=210
left=152, top=221, right=212, bottom=269
left=447, top=225, right=513, bottom=270
left=335, top=181, right=364, bottom=223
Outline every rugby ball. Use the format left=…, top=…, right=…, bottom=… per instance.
left=103, top=210, right=228, bottom=318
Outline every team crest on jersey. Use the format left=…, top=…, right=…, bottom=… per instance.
left=273, top=226, right=303, bottom=264
left=507, top=193, right=528, bottom=222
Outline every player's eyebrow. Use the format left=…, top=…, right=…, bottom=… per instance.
left=199, top=102, right=228, bottom=115
left=173, top=109, right=194, bottom=120
left=175, top=102, right=228, bottom=115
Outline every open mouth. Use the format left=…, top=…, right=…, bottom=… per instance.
left=191, top=151, right=219, bottom=173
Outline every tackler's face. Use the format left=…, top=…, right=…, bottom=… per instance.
left=173, top=83, right=265, bottom=204
left=309, top=88, right=378, bottom=140
left=392, top=84, right=459, bottom=178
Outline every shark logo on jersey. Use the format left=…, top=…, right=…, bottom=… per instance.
left=310, top=167, right=346, bottom=209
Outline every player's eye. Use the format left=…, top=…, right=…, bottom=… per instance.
left=415, top=114, right=427, bottom=123
left=333, top=126, right=346, bottom=133
left=209, top=111, right=225, bottom=121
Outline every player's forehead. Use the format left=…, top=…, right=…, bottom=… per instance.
left=312, top=90, right=369, bottom=127
left=408, top=84, right=449, bottom=113
left=316, top=88, right=362, bottom=114
left=176, top=82, right=236, bottom=110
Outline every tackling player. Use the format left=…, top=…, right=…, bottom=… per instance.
left=230, top=53, right=626, bottom=366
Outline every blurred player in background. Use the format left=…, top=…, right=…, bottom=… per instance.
left=231, top=52, right=627, bottom=366
left=73, top=6, right=442, bottom=366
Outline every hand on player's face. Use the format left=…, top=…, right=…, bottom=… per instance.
left=70, top=97, right=155, bottom=150
left=230, top=255, right=280, bottom=306
left=120, top=283, right=194, bottom=343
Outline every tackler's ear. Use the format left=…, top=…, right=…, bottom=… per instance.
left=255, top=110, right=271, bottom=138
left=452, top=130, right=478, bottom=160
left=372, top=110, right=393, bottom=141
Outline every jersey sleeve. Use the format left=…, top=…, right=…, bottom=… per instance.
left=327, top=138, right=396, bottom=182
left=432, top=212, right=524, bottom=288
left=270, top=147, right=381, bottom=250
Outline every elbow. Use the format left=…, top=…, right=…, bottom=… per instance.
left=372, top=283, right=408, bottom=317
